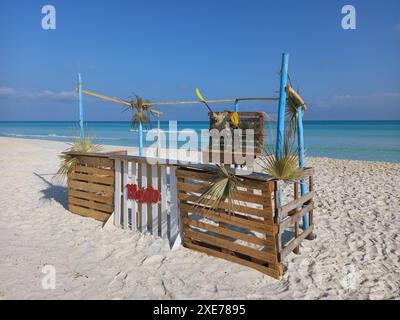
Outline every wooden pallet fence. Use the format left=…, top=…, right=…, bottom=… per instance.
left=111, top=155, right=181, bottom=248
left=67, top=152, right=126, bottom=222
left=206, top=111, right=265, bottom=165
left=176, top=165, right=283, bottom=279
left=275, top=168, right=315, bottom=261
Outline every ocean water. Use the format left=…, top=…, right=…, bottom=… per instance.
left=0, top=121, right=399, bottom=163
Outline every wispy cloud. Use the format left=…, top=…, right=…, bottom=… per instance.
left=0, top=87, right=77, bottom=102
left=313, top=92, right=400, bottom=109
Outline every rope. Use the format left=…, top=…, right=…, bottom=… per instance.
left=143, top=97, right=278, bottom=107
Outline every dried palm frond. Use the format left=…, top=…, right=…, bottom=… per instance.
left=125, top=95, right=152, bottom=130
left=195, top=165, right=240, bottom=214
left=259, top=133, right=301, bottom=181
left=285, top=86, right=307, bottom=138
left=54, top=138, right=103, bottom=182
left=286, top=91, right=299, bottom=137
left=210, top=111, right=229, bottom=131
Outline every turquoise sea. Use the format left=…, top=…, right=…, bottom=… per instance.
left=0, top=121, right=399, bottom=163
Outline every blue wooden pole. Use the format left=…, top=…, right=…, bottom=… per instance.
left=138, top=121, right=143, bottom=156
left=78, top=73, right=84, bottom=139
left=275, top=53, right=289, bottom=159
left=275, top=53, right=289, bottom=219
left=234, top=99, right=239, bottom=112
left=297, top=106, right=309, bottom=230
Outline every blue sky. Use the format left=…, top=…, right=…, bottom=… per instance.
left=0, top=0, right=399, bottom=121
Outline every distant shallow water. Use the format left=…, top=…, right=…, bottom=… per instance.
left=0, top=121, right=399, bottom=163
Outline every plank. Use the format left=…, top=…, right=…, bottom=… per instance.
left=184, top=242, right=281, bottom=279
left=160, top=166, right=168, bottom=239
left=69, top=180, right=114, bottom=195
left=68, top=196, right=113, bottom=213
left=75, top=155, right=114, bottom=168
left=130, top=161, right=137, bottom=231
left=69, top=204, right=110, bottom=222
left=182, top=216, right=275, bottom=247
left=184, top=228, right=277, bottom=265
left=176, top=168, right=267, bottom=190
left=280, top=191, right=315, bottom=217
left=122, top=160, right=129, bottom=229
left=169, top=166, right=180, bottom=245
left=75, top=165, right=114, bottom=176
left=293, top=182, right=300, bottom=254
left=280, top=225, right=314, bottom=261
left=140, top=163, right=148, bottom=234
left=280, top=202, right=314, bottom=231
left=179, top=203, right=272, bottom=234
left=179, top=193, right=270, bottom=219
left=176, top=181, right=269, bottom=205
left=114, top=160, right=121, bottom=227
left=68, top=189, right=113, bottom=205
left=70, top=172, right=114, bottom=185
left=151, top=165, right=159, bottom=236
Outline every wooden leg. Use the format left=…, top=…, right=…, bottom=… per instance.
left=293, top=181, right=300, bottom=254
left=306, top=175, right=314, bottom=240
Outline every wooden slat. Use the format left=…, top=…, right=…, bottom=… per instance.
left=122, top=160, right=129, bottom=229
left=184, top=228, right=277, bottom=265
left=306, top=175, right=314, bottom=240
left=75, top=155, right=114, bottom=168
left=75, top=165, right=114, bottom=176
left=176, top=168, right=266, bottom=190
left=130, top=162, right=137, bottom=231
left=183, top=216, right=274, bottom=247
left=68, top=196, right=113, bottom=213
left=137, top=164, right=142, bottom=232
left=69, top=180, right=114, bottom=195
left=114, top=160, right=121, bottom=227
left=179, top=203, right=272, bottom=234
left=68, top=189, right=113, bottom=205
left=70, top=172, right=114, bottom=185
left=151, top=165, right=159, bottom=235
left=184, top=242, right=281, bottom=279
left=293, top=182, right=300, bottom=254
left=179, top=193, right=270, bottom=219
left=177, top=181, right=268, bottom=205
left=69, top=204, right=110, bottom=222
left=169, top=166, right=180, bottom=245
left=280, top=225, right=314, bottom=261
left=140, top=163, right=148, bottom=234
left=160, top=166, right=168, bottom=239
left=280, top=202, right=314, bottom=231
left=280, top=191, right=315, bottom=217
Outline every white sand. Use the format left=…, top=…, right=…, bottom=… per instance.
left=0, top=136, right=399, bottom=300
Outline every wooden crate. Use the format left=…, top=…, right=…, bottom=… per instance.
left=206, top=111, right=265, bottom=165
left=176, top=165, right=283, bottom=279
left=67, top=152, right=126, bottom=222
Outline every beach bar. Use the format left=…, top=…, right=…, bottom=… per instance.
left=62, top=53, right=315, bottom=279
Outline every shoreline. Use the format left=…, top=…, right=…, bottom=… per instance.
left=0, top=136, right=399, bottom=299
left=0, top=135, right=399, bottom=166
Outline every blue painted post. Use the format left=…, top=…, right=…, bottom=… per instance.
left=138, top=121, right=143, bottom=157
left=78, top=73, right=84, bottom=139
left=275, top=53, right=289, bottom=219
left=234, top=99, right=239, bottom=112
left=275, top=53, right=289, bottom=158
left=297, top=106, right=309, bottom=230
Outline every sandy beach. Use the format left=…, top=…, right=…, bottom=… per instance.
left=0, top=136, right=399, bottom=300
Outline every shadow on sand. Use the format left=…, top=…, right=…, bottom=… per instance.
left=33, top=172, right=68, bottom=210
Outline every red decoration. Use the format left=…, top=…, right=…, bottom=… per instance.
left=126, top=184, right=160, bottom=204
